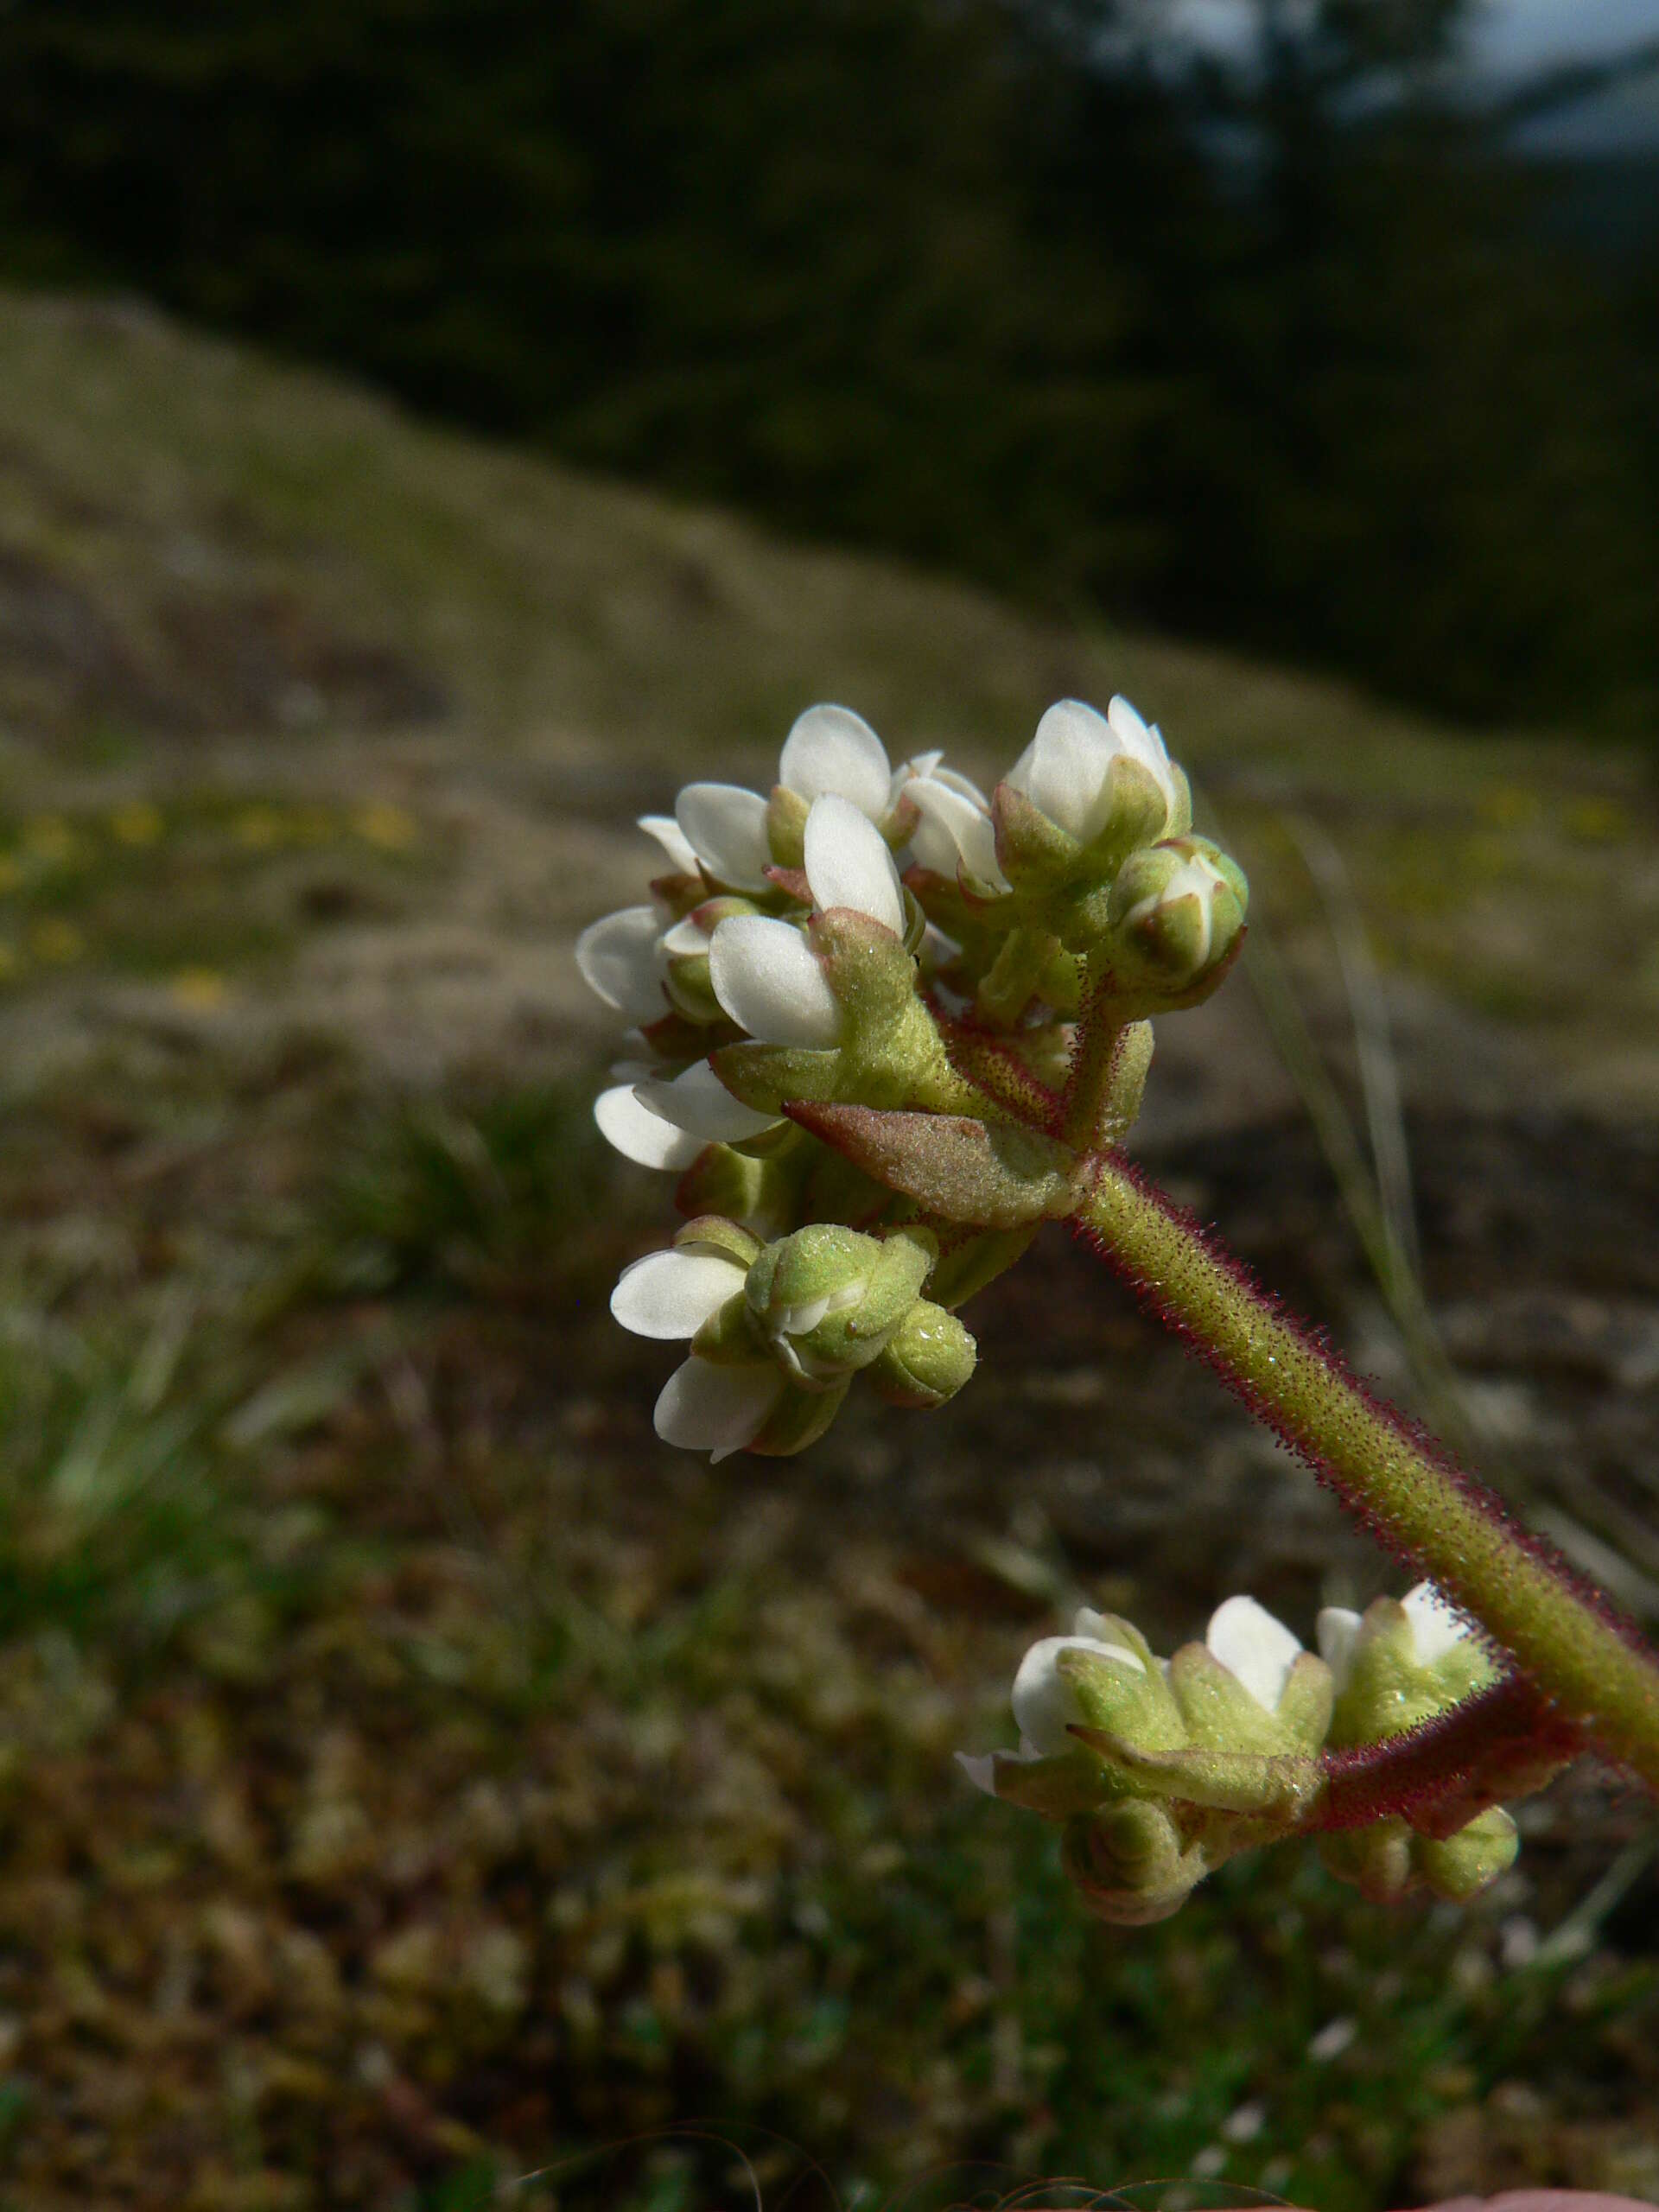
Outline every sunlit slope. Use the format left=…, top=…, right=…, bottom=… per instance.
left=0, top=289, right=1649, bottom=1114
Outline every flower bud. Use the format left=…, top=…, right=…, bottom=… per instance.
left=1417, top=1807, right=1520, bottom=1903
left=1319, top=1804, right=1518, bottom=1905
left=867, top=1300, right=976, bottom=1408
left=742, top=1223, right=935, bottom=1384
left=1106, top=836, right=1248, bottom=993
left=1318, top=1584, right=1499, bottom=1751
left=1062, top=1802, right=1208, bottom=1926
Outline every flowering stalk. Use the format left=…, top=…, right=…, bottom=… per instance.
left=1071, top=1150, right=1659, bottom=1795
left=579, top=690, right=1659, bottom=1916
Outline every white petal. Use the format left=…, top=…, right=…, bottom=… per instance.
left=1011, top=1633, right=1145, bottom=1757
left=1316, top=1606, right=1363, bottom=1693
left=575, top=906, right=666, bottom=1020
left=661, top=914, right=713, bottom=957
left=1402, top=1582, right=1473, bottom=1665
left=654, top=1357, right=783, bottom=1460
left=1006, top=700, right=1116, bottom=842
left=906, top=779, right=1008, bottom=892
left=803, top=794, right=904, bottom=934
left=639, top=813, right=700, bottom=873
left=779, top=704, right=892, bottom=819
left=635, top=1058, right=781, bottom=1141
left=593, top=1084, right=704, bottom=1170
left=1206, top=1596, right=1303, bottom=1712
left=675, top=783, right=772, bottom=892
left=611, top=1248, right=747, bottom=1338
left=1108, top=696, right=1177, bottom=814
left=955, top=1751, right=1001, bottom=1798
left=919, top=922, right=963, bottom=971
left=897, top=747, right=944, bottom=798
left=709, top=915, right=842, bottom=1047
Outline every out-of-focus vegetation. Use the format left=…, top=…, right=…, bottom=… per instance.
left=0, top=290, right=1656, bottom=2208
left=1, top=0, right=1656, bottom=730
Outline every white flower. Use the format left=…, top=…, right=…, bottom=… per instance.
left=896, top=752, right=1010, bottom=894
left=610, top=1237, right=783, bottom=1460
left=706, top=794, right=904, bottom=1048
left=1205, top=1595, right=1304, bottom=1713
left=957, top=1605, right=1147, bottom=1795
left=1317, top=1580, right=1474, bottom=1694
left=673, top=703, right=893, bottom=892
left=1006, top=696, right=1176, bottom=845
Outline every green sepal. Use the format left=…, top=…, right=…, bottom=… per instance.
left=926, top=1225, right=1039, bottom=1310
left=1074, top=755, right=1177, bottom=883
left=991, top=781, right=1084, bottom=890
left=976, top=927, right=1054, bottom=1026
left=1071, top=1726, right=1323, bottom=1822
left=1058, top=1630, right=1188, bottom=1753
left=663, top=949, right=724, bottom=1025
left=690, top=1293, right=763, bottom=1365
left=747, top=1376, right=852, bottom=1457
left=1097, top=1020, right=1154, bottom=1141
left=673, top=1216, right=761, bottom=1268
left=766, top=785, right=810, bottom=870
left=1169, top=1643, right=1300, bottom=1754
left=713, top=1039, right=842, bottom=1115
left=787, top=1103, right=1081, bottom=1228
left=985, top=1748, right=1114, bottom=1819
left=812, top=910, right=976, bottom=1111
left=675, top=1140, right=798, bottom=1236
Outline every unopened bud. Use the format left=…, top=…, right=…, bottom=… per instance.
left=1107, top=836, right=1248, bottom=992
left=1062, top=1802, right=1207, bottom=1926
left=868, top=1300, right=976, bottom=1408
left=1319, top=1804, right=1518, bottom=1905
left=1418, top=1807, right=1519, bottom=1903
left=743, top=1223, right=935, bottom=1384
left=1319, top=1586, right=1499, bottom=1751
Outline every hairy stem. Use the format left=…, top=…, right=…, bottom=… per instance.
left=1059, top=953, right=1123, bottom=1150
left=1313, top=1676, right=1581, bottom=1835
left=1073, top=1150, right=1659, bottom=1794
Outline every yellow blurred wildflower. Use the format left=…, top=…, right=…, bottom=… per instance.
left=353, top=800, right=418, bottom=851
left=24, top=815, right=86, bottom=869
left=111, top=800, right=165, bottom=847
left=169, top=967, right=232, bottom=1012
left=234, top=805, right=285, bottom=849
left=29, top=918, right=86, bottom=964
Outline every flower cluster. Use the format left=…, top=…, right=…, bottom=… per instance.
left=578, top=697, right=1249, bottom=1456
left=960, top=1583, right=1543, bottom=1923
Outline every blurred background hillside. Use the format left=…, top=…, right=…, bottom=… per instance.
left=1, top=4, right=1658, bottom=2210
left=2, top=0, right=1658, bottom=728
